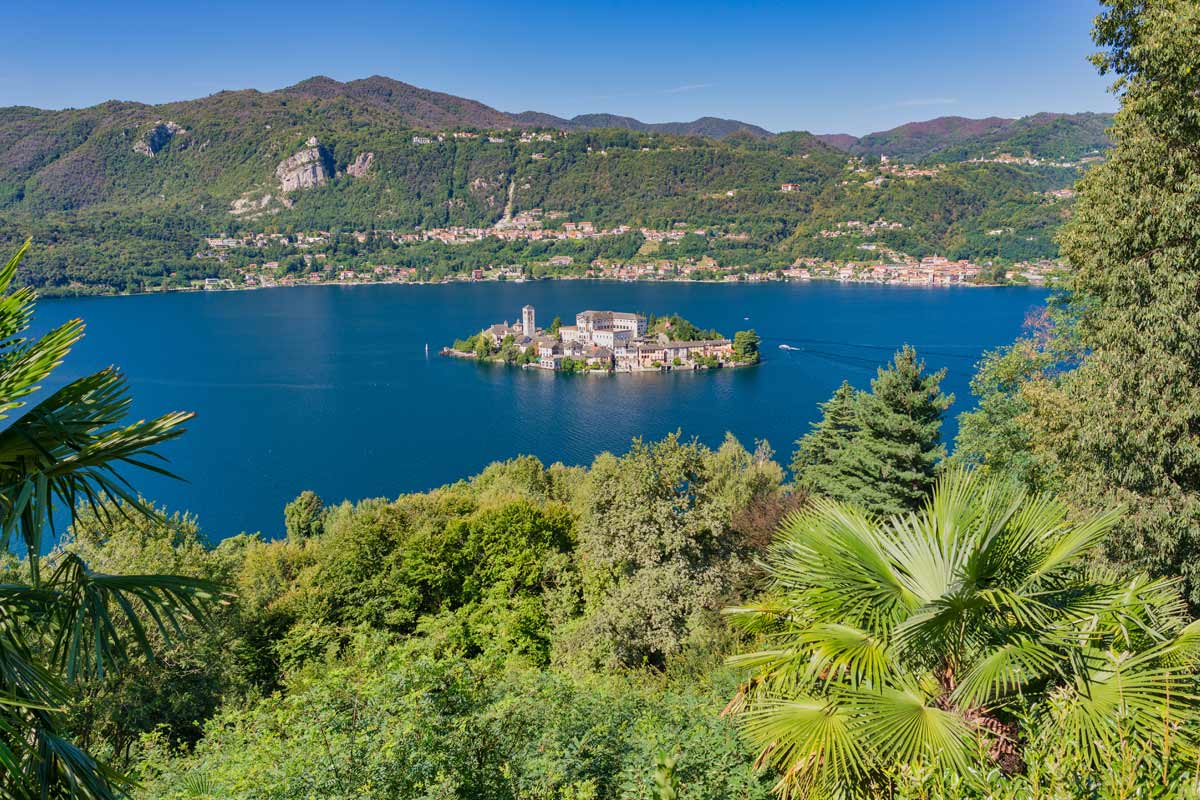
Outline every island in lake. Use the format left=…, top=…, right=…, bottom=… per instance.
left=445, top=305, right=760, bottom=373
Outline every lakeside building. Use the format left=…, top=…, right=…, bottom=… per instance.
left=471, top=306, right=733, bottom=372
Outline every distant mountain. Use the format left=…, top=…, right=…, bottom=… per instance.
left=0, top=73, right=1097, bottom=294
left=511, top=110, right=773, bottom=139
left=813, top=133, right=857, bottom=151
left=277, top=75, right=521, bottom=130
left=818, top=112, right=1113, bottom=161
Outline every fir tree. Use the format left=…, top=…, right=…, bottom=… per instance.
left=797, top=347, right=951, bottom=517
left=284, top=490, right=325, bottom=542
left=791, top=380, right=861, bottom=502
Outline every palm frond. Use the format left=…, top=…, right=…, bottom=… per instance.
left=952, top=636, right=1063, bottom=708
left=771, top=498, right=916, bottom=633
left=44, top=552, right=217, bottom=682
left=0, top=243, right=208, bottom=800
left=797, top=623, right=894, bottom=689
left=0, top=368, right=193, bottom=578
left=843, top=681, right=976, bottom=772
left=741, top=694, right=867, bottom=796
left=1050, top=645, right=1200, bottom=769
left=725, top=467, right=1192, bottom=793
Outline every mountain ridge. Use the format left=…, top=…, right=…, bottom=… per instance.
left=816, top=112, right=1113, bottom=161
left=0, top=73, right=1108, bottom=294
left=4, top=75, right=1113, bottom=155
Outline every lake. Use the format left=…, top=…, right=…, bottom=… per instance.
left=34, top=281, right=1047, bottom=541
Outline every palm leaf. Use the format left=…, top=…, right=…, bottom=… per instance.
left=843, top=680, right=976, bottom=772
left=741, top=693, right=867, bottom=796
left=44, top=552, right=217, bottom=682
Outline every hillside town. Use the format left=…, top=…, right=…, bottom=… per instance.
left=444, top=305, right=746, bottom=373
left=194, top=220, right=1065, bottom=293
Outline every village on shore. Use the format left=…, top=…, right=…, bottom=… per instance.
left=195, top=216, right=1065, bottom=293
left=444, top=305, right=757, bottom=373
left=192, top=164, right=1071, bottom=294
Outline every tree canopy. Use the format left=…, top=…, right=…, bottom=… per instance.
left=793, top=346, right=951, bottom=517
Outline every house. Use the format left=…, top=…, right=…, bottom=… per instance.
left=590, top=328, right=633, bottom=349
left=485, top=322, right=524, bottom=345
left=538, top=339, right=563, bottom=370
left=575, top=310, right=647, bottom=338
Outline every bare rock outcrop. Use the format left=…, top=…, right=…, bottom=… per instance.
left=276, top=136, right=332, bottom=192
left=133, top=121, right=186, bottom=156
left=346, top=151, right=374, bottom=177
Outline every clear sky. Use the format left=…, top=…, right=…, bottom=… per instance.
left=4, top=0, right=1117, bottom=136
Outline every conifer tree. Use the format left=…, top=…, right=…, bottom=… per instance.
left=795, top=347, right=951, bottom=517
left=284, top=490, right=325, bottom=542
left=791, top=380, right=861, bottom=502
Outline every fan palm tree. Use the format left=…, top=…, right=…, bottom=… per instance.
left=0, top=242, right=215, bottom=798
left=726, top=467, right=1200, bottom=798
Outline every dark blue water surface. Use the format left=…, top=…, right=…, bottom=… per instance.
left=33, top=281, right=1046, bottom=540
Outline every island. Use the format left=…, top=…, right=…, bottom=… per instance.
left=445, top=305, right=760, bottom=373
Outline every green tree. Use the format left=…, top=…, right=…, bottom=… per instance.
left=732, top=329, right=760, bottom=363
left=474, top=334, right=494, bottom=359
left=62, top=504, right=246, bottom=767
left=284, top=490, right=324, bottom=543
left=790, top=380, right=860, bottom=486
left=727, top=468, right=1200, bottom=799
left=0, top=244, right=214, bottom=798
left=497, top=334, right=522, bottom=364
left=800, top=346, right=951, bottom=517
left=566, top=433, right=782, bottom=668
left=953, top=328, right=1058, bottom=488
left=968, top=1, right=1200, bottom=604
left=549, top=315, right=563, bottom=335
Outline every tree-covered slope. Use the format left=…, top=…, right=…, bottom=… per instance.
left=0, top=76, right=1102, bottom=293
left=822, top=111, right=1113, bottom=162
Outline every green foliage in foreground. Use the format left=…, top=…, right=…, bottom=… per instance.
left=56, top=433, right=790, bottom=798
left=136, top=642, right=770, bottom=800
left=0, top=244, right=213, bottom=798
left=728, top=468, right=1200, bottom=799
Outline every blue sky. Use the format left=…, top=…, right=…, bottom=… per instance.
left=4, top=0, right=1116, bottom=136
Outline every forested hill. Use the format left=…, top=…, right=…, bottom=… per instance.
left=0, top=75, right=1108, bottom=293
left=513, top=111, right=775, bottom=139
left=818, top=111, right=1114, bottom=162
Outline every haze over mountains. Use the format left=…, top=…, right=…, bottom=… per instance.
left=816, top=112, right=1114, bottom=161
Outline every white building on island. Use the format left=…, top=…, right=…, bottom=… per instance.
left=476, top=305, right=732, bottom=372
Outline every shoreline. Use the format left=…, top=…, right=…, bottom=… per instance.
left=441, top=347, right=759, bottom=374
left=34, top=273, right=1047, bottom=302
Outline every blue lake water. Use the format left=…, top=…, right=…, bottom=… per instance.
left=33, top=281, right=1047, bottom=541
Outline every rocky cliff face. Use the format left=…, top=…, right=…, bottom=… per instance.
left=346, top=151, right=374, bottom=177
left=276, top=136, right=332, bottom=192
left=133, top=121, right=186, bottom=156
